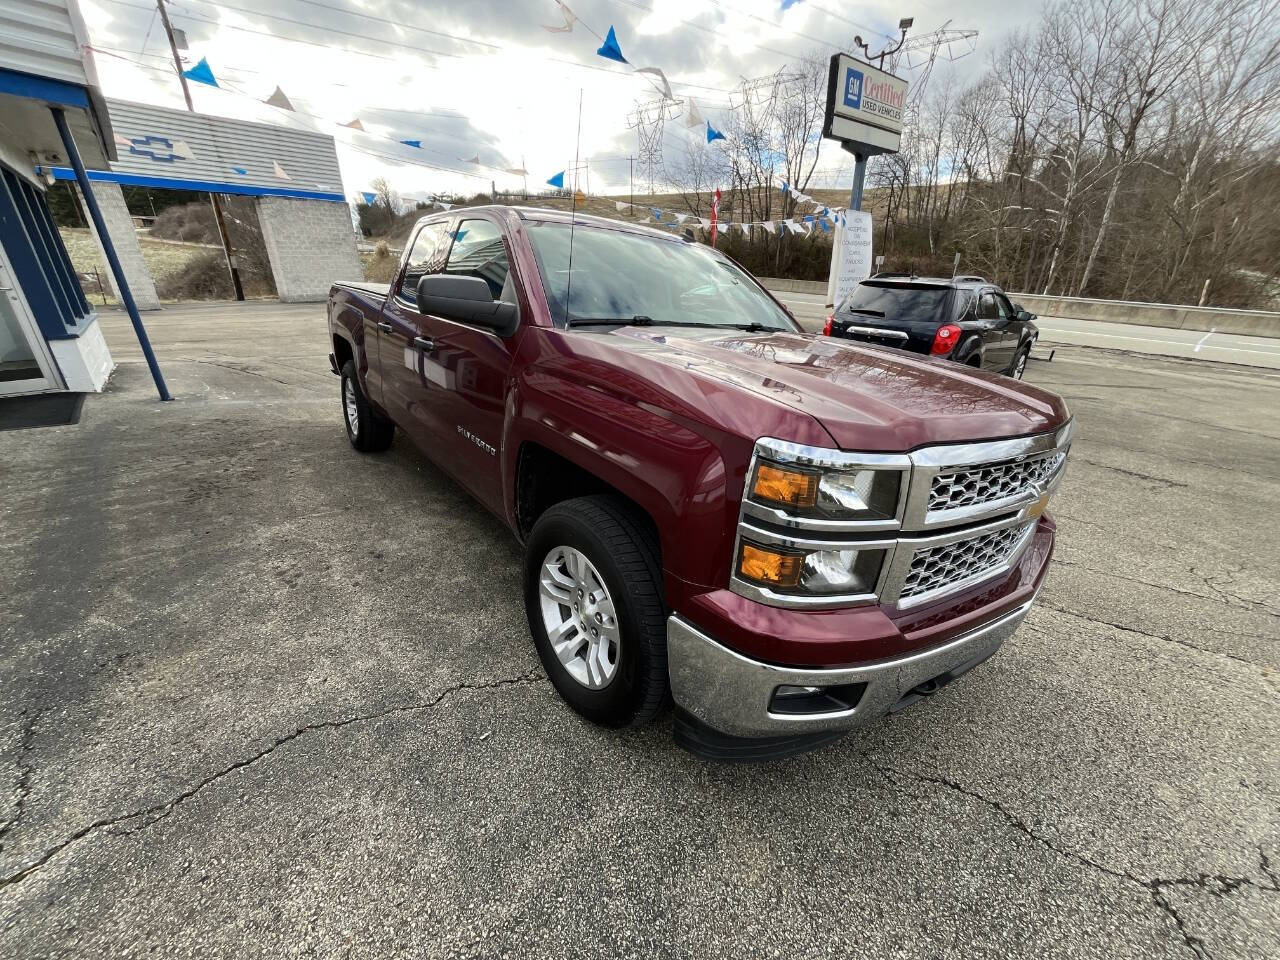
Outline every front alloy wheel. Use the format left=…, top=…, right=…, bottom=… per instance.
left=538, top=546, right=620, bottom=689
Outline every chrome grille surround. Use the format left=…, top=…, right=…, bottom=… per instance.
left=730, top=421, right=1072, bottom=610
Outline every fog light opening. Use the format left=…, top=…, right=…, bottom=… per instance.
left=769, top=682, right=866, bottom=716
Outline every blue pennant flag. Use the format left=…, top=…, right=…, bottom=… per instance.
left=230, top=166, right=248, bottom=175
left=706, top=121, right=725, bottom=143
left=182, top=57, right=218, bottom=88
left=546, top=170, right=565, bottom=189
left=651, top=207, right=662, bottom=221
left=361, top=191, right=376, bottom=205
left=818, top=218, right=831, bottom=232
left=597, top=25, right=627, bottom=64
left=399, top=139, right=422, bottom=149
left=452, top=228, right=468, bottom=243
left=780, top=181, right=790, bottom=194
left=802, top=214, right=815, bottom=223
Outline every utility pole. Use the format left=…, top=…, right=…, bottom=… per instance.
left=156, top=0, right=244, bottom=301
left=629, top=157, right=634, bottom=211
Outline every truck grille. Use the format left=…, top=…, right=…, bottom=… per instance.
left=929, top=451, right=1066, bottom=514
left=900, top=522, right=1034, bottom=601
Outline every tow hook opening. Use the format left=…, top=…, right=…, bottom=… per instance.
left=769, top=681, right=866, bottom=717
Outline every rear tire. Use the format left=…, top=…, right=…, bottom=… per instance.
left=340, top=360, right=394, bottom=452
left=524, top=495, right=669, bottom=728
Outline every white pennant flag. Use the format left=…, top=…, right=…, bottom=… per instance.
left=786, top=219, right=805, bottom=234
left=636, top=66, right=674, bottom=101
left=761, top=221, right=776, bottom=234
left=615, top=201, right=631, bottom=212
left=114, top=133, right=132, bottom=147
left=170, top=139, right=196, bottom=160
left=435, top=201, right=452, bottom=210
left=698, top=218, right=711, bottom=228
left=739, top=223, right=752, bottom=236
left=684, top=99, right=704, bottom=129
left=673, top=212, right=689, bottom=223
left=461, top=154, right=480, bottom=164
left=272, top=160, right=291, bottom=180
left=716, top=223, right=728, bottom=234
left=542, top=1, right=575, bottom=32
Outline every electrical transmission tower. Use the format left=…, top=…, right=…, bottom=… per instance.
left=886, top=21, right=979, bottom=105
left=628, top=96, right=681, bottom=194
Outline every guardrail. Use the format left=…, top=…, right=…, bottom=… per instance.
left=757, top=277, right=1280, bottom=339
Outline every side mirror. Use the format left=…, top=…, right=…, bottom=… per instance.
left=1015, top=307, right=1035, bottom=322
left=417, top=274, right=518, bottom=332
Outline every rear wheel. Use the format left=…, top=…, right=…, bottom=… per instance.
left=340, top=360, right=394, bottom=452
left=524, top=495, right=668, bottom=728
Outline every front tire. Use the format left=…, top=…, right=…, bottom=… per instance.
left=1010, top=345, right=1030, bottom=379
left=524, top=495, right=668, bottom=728
left=340, top=360, right=394, bottom=452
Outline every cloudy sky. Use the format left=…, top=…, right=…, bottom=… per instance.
left=78, top=0, right=1030, bottom=203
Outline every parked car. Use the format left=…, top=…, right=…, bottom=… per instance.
left=327, top=207, right=1072, bottom=760
left=824, top=275, right=1039, bottom=379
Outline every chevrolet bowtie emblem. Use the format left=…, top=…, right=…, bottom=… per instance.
left=125, top=135, right=194, bottom=163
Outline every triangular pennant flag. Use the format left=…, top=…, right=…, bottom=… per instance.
left=780, top=182, right=790, bottom=194
left=615, top=201, right=632, bottom=212
left=706, top=121, right=725, bottom=144
left=435, top=201, right=453, bottom=210
left=818, top=218, right=831, bottom=232
left=650, top=207, right=662, bottom=222
left=231, top=166, right=248, bottom=175
left=506, top=167, right=529, bottom=176
left=361, top=191, right=376, bottom=205
left=802, top=215, right=815, bottom=223
left=264, top=87, right=294, bottom=111
left=786, top=219, right=805, bottom=234
left=272, top=160, right=291, bottom=180
left=596, top=25, right=627, bottom=64
left=739, top=223, right=752, bottom=236
left=113, top=133, right=131, bottom=147
left=542, top=1, right=576, bottom=33
left=673, top=212, right=689, bottom=223
left=462, top=154, right=480, bottom=164
left=170, top=139, right=195, bottom=160
left=636, top=66, right=674, bottom=100
left=182, top=57, right=218, bottom=88
left=342, top=117, right=364, bottom=131
left=716, top=222, right=728, bottom=234
left=761, top=221, right=775, bottom=234
left=547, top=171, right=565, bottom=189
left=574, top=190, right=587, bottom=204
left=400, top=139, right=422, bottom=149
left=684, top=99, right=704, bottom=129
left=698, top=218, right=711, bottom=228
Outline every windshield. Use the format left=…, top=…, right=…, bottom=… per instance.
left=840, top=282, right=952, bottom=325
left=525, top=222, right=794, bottom=331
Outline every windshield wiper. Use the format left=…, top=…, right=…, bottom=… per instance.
left=567, top=316, right=778, bottom=331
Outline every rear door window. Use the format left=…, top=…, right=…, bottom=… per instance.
left=444, top=219, right=511, bottom=301
left=978, top=293, right=1002, bottom=319
left=397, top=222, right=448, bottom=306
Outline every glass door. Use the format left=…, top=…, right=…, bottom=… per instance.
left=0, top=249, right=61, bottom=396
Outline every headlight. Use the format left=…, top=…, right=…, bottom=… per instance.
left=748, top=459, right=900, bottom=523
left=737, top=541, right=887, bottom=597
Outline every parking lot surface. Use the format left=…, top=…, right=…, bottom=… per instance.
left=2, top=303, right=1277, bottom=959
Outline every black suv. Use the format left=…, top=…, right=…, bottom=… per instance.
left=823, top=275, right=1039, bottom=379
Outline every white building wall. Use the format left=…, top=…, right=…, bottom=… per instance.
left=257, top=197, right=362, bottom=302
left=0, top=0, right=95, bottom=88
left=50, top=314, right=113, bottom=391
left=77, top=180, right=160, bottom=310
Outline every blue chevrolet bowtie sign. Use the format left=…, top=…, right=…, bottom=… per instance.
left=126, top=135, right=186, bottom=163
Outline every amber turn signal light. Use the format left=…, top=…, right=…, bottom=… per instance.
left=738, top=543, right=803, bottom=588
left=752, top=463, right=818, bottom=509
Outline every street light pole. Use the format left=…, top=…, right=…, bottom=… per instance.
left=156, top=0, right=244, bottom=301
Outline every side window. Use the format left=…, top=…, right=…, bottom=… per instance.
left=397, top=222, right=447, bottom=305
left=954, top=290, right=977, bottom=320
left=995, top=293, right=1015, bottom=318
left=978, top=293, right=1000, bottom=320
left=444, top=219, right=511, bottom=301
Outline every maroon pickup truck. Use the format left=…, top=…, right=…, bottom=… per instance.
left=327, top=206, right=1071, bottom=759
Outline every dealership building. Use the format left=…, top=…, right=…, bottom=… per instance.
left=1, top=0, right=358, bottom=401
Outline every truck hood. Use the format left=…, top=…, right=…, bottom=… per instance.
left=603, top=327, right=1070, bottom=451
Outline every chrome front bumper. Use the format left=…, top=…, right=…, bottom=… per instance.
left=667, top=595, right=1036, bottom=741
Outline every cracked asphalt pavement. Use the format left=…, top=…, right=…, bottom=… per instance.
left=1, top=303, right=1277, bottom=958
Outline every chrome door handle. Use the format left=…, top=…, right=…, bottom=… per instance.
left=413, top=336, right=434, bottom=351
left=377, top=321, right=393, bottom=333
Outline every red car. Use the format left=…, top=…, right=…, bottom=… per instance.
left=328, top=206, right=1071, bottom=759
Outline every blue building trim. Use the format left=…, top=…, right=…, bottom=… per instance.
left=0, top=67, right=91, bottom=109
left=0, top=169, right=75, bottom=342
left=45, top=167, right=347, bottom=203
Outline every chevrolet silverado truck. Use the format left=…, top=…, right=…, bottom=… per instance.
left=327, top=206, right=1072, bottom=760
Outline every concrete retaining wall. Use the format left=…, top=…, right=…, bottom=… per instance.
left=757, top=276, right=1280, bottom=339
left=1006, top=294, right=1280, bottom=338
left=257, top=197, right=363, bottom=302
